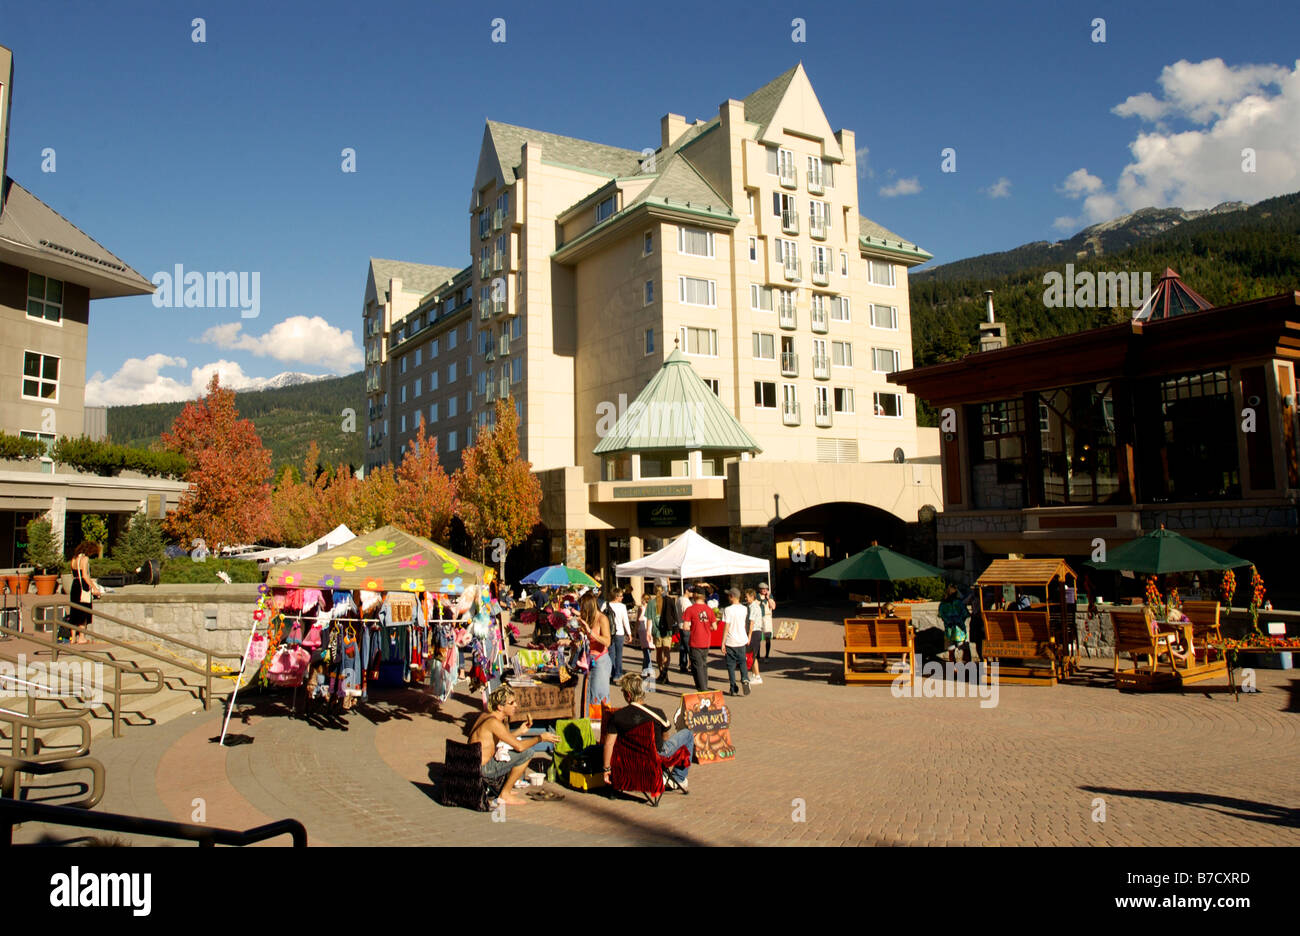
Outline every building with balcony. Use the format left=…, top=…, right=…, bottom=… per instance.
left=364, top=64, right=941, bottom=590
left=0, top=44, right=185, bottom=565
left=890, top=270, right=1300, bottom=585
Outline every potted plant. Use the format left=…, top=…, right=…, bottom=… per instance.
left=24, top=518, right=64, bottom=596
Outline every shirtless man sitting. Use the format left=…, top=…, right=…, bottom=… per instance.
left=470, top=685, right=558, bottom=805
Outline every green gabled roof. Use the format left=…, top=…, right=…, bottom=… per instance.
left=857, top=215, right=933, bottom=264
left=369, top=258, right=462, bottom=297
left=484, top=120, right=645, bottom=186
left=593, top=350, right=761, bottom=456
left=626, top=151, right=731, bottom=212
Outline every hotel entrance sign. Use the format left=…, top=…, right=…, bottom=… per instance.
left=612, top=484, right=693, bottom=499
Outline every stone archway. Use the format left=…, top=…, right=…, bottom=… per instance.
left=773, top=501, right=909, bottom=596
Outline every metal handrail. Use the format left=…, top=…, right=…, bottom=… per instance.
left=0, top=631, right=164, bottom=739
left=26, top=599, right=244, bottom=711
left=0, top=798, right=307, bottom=847
left=0, top=753, right=105, bottom=820
left=0, top=708, right=92, bottom=762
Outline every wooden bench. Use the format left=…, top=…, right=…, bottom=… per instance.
left=980, top=609, right=1058, bottom=685
left=1179, top=600, right=1224, bottom=663
left=843, top=617, right=914, bottom=686
left=1111, top=606, right=1226, bottom=690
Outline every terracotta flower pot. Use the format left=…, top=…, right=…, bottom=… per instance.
left=2, top=575, right=16, bottom=594
left=14, top=574, right=31, bottom=595
left=33, top=574, right=58, bottom=596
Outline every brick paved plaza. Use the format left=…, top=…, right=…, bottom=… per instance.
left=14, top=610, right=1299, bottom=847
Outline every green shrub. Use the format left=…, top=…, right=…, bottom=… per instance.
left=89, top=558, right=127, bottom=576
left=879, top=577, right=949, bottom=602
left=23, top=519, right=64, bottom=573
left=0, top=431, right=49, bottom=461
left=160, top=558, right=265, bottom=585
left=114, top=510, right=166, bottom=574
left=52, top=436, right=188, bottom=480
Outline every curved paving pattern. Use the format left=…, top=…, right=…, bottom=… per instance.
left=14, top=615, right=1299, bottom=846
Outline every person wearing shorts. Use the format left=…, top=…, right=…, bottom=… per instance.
left=757, top=582, right=775, bottom=660
left=745, top=587, right=764, bottom=683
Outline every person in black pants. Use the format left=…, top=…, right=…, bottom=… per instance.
left=683, top=591, right=717, bottom=691
left=657, top=588, right=680, bottom=685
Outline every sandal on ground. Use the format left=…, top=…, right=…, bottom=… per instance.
left=526, top=789, right=565, bottom=802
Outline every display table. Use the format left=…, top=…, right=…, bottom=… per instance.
left=508, top=677, right=578, bottom=721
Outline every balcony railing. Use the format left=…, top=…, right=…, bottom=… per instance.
left=810, top=307, right=828, bottom=333
left=479, top=303, right=491, bottom=321
left=811, top=260, right=830, bottom=286
left=492, top=251, right=505, bottom=273
left=479, top=224, right=491, bottom=241
left=492, top=297, right=507, bottom=316
left=498, top=377, right=510, bottom=398
left=812, top=353, right=830, bottom=380
left=814, top=402, right=832, bottom=428
left=810, top=216, right=829, bottom=240
left=479, top=258, right=491, bottom=278
left=780, top=351, right=799, bottom=377
left=778, top=302, right=797, bottom=330
left=782, top=257, right=802, bottom=283
left=484, top=346, right=495, bottom=362
left=781, top=210, right=799, bottom=235
left=779, top=165, right=797, bottom=189
left=807, top=170, right=825, bottom=195
left=485, top=382, right=497, bottom=402
left=499, top=334, right=510, bottom=356
left=492, top=209, right=505, bottom=231
left=782, top=402, right=801, bottom=426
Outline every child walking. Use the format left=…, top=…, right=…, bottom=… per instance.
left=745, top=587, right=764, bottom=684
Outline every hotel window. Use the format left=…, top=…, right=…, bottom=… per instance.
left=749, top=237, right=757, bottom=262
left=832, top=341, right=853, bottom=367
left=429, top=402, right=439, bottom=423
left=477, top=371, right=487, bottom=395
left=833, top=388, right=855, bottom=414
left=414, top=377, right=422, bottom=398
left=467, top=390, right=473, bottom=411
left=399, top=384, right=407, bottom=404
left=448, top=362, right=457, bottom=384
left=496, top=190, right=510, bottom=216
left=680, top=326, right=717, bottom=356
left=868, top=260, right=896, bottom=287
left=511, top=316, right=523, bottom=339
left=782, top=383, right=798, bottom=412
left=639, top=449, right=690, bottom=479
left=874, top=393, right=903, bottom=418
left=974, top=398, right=1026, bottom=489
left=831, top=296, right=851, bottom=322
left=448, top=329, right=458, bottom=350
left=465, top=322, right=472, bottom=341
left=809, top=200, right=831, bottom=232
left=702, top=378, right=720, bottom=396
left=400, top=414, right=408, bottom=434
left=754, top=381, right=777, bottom=408
left=644, top=231, right=654, bottom=256
left=431, top=338, right=439, bottom=357
left=840, top=252, right=848, bottom=276
left=772, top=192, right=795, bottom=219
left=644, top=328, right=655, bottom=355
left=870, top=304, right=898, bottom=329
left=777, top=148, right=796, bottom=179
left=478, top=211, right=489, bottom=239
left=1039, top=382, right=1122, bottom=506
left=644, top=280, right=654, bottom=305
left=747, top=192, right=755, bottom=216
left=871, top=348, right=899, bottom=373
left=752, top=332, right=775, bottom=360
left=679, top=276, right=716, bottom=307
left=400, top=356, right=407, bottom=375
left=448, top=430, right=458, bottom=452
left=27, top=274, right=64, bottom=323
left=751, top=284, right=773, bottom=311
left=429, top=370, right=439, bottom=391
left=448, top=396, right=458, bottom=418
left=19, top=431, right=56, bottom=473
left=466, top=355, right=472, bottom=376
left=678, top=227, right=715, bottom=258
left=1142, top=370, right=1239, bottom=502
left=766, top=147, right=779, bottom=175
left=414, top=348, right=422, bottom=367
left=463, top=286, right=472, bottom=305
left=479, top=331, right=489, bottom=355
left=603, top=453, right=633, bottom=482
left=511, top=357, right=523, bottom=384
left=595, top=195, right=616, bottom=224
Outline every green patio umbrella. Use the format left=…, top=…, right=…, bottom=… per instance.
left=1084, top=526, right=1250, bottom=575
left=812, top=541, right=945, bottom=606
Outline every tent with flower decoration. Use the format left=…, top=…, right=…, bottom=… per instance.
left=269, top=524, right=485, bottom=595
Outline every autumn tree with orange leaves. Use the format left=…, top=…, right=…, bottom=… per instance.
left=394, top=421, right=456, bottom=542
left=454, top=398, right=541, bottom=566
left=161, top=374, right=273, bottom=551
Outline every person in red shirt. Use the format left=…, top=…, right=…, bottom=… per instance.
left=683, top=590, right=718, bottom=691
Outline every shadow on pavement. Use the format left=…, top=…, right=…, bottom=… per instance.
left=1080, top=785, right=1300, bottom=828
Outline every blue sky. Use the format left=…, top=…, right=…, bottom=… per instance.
left=3, top=0, right=1298, bottom=403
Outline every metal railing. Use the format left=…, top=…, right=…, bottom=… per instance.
left=780, top=351, right=799, bottom=377
left=812, top=353, right=830, bottom=379
left=0, top=796, right=306, bottom=847
left=811, top=260, right=831, bottom=286
left=0, top=705, right=92, bottom=763
left=782, top=402, right=801, bottom=426
left=810, top=308, right=828, bottom=333
left=810, top=216, right=829, bottom=240
left=814, top=401, right=833, bottom=427
left=807, top=170, right=825, bottom=194
left=778, top=302, right=797, bottom=329
left=0, top=753, right=105, bottom=825
left=20, top=599, right=244, bottom=713
left=781, top=209, right=799, bottom=234
left=492, top=208, right=505, bottom=231
left=782, top=257, right=802, bottom=283
left=0, top=635, right=163, bottom=740
left=779, top=165, right=797, bottom=189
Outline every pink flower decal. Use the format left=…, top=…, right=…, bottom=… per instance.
left=398, top=554, right=428, bottom=570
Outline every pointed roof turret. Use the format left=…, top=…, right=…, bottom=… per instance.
left=1132, top=268, right=1214, bottom=321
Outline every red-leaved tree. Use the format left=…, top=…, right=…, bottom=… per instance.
left=161, top=373, right=273, bottom=551
left=394, top=421, right=456, bottom=541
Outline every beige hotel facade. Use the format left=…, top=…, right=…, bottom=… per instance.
left=363, top=65, right=942, bottom=591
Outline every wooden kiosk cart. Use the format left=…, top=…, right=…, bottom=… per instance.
left=975, top=559, right=1078, bottom=685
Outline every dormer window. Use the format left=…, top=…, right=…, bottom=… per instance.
left=595, top=195, right=616, bottom=224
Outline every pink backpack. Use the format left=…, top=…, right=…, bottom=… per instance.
left=267, top=646, right=311, bottom=687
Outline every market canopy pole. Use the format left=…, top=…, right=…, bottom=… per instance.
left=219, top=616, right=261, bottom=746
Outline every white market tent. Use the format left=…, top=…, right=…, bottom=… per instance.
left=240, top=524, right=356, bottom=565
left=614, top=529, right=770, bottom=582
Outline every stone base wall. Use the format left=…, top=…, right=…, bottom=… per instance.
left=84, top=584, right=259, bottom=663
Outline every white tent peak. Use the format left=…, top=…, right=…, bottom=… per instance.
left=615, top=528, right=769, bottom=581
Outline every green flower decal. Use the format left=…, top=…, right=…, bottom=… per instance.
left=332, top=555, right=368, bottom=572
left=366, top=539, right=396, bottom=557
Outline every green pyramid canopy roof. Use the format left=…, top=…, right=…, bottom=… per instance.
left=593, top=350, right=761, bottom=455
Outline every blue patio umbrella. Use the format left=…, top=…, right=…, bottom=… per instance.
left=519, top=564, right=600, bottom=588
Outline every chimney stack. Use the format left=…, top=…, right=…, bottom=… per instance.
left=978, top=290, right=1008, bottom=352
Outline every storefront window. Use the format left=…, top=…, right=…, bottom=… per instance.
left=602, top=453, right=632, bottom=482
left=1038, top=382, right=1122, bottom=505
left=1139, top=369, right=1240, bottom=501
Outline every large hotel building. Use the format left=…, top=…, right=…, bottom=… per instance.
left=362, top=65, right=942, bottom=588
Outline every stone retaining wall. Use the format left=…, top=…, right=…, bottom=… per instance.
left=81, top=584, right=258, bottom=663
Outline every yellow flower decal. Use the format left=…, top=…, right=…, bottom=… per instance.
left=367, top=539, right=396, bottom=557
left=332, top=555, right=368, bottom=572
left=401, top=578, right=425, bottom=592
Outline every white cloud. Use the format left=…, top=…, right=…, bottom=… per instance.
left=1059, top=58, right=1300, bottom=225
left=879, top=176, right=922, bottom=197
left=85, top=356, right=331, bottom=407
left=983, top=177, right=1012, bottom=198
left=198, top=315, right=362, bottom=370
left=855, top=145, right=874, bottom=179
left=1052, top=215, right=1081, bottom=232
